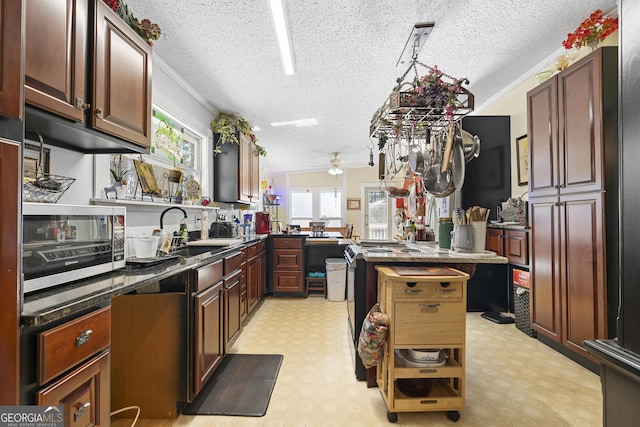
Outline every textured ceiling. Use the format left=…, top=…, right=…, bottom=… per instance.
left=127, top=0, right=617, bottom=174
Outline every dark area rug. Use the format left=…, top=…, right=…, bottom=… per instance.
left=182, top=354, right=283, bottom=417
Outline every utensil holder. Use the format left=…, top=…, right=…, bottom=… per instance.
left=471, top=221, right=487, bottom=253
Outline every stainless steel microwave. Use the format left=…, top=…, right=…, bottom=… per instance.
left=22, top=203, right=126, bottom=293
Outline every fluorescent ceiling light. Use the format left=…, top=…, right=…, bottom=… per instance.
left=269, top=0, right=295, bottom=75
left=270, top=118, right=318, bottom=127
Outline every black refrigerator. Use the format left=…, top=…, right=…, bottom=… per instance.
left=584, top=1, right=640, bottom=425
left=461, top=116, right=512, bottom=313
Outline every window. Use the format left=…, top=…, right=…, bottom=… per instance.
left=109, top=106, right=204, bottom=201
left=289, top=188, right=343, bottom=227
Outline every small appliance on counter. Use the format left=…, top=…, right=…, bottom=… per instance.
left=255, top=212, right=270, bottom=234
left=22, top=203, right=126, bottom=293
left=209, top=221, right=236, bottom=238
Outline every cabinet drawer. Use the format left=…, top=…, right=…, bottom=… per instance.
left=224, top=251, right=243, bottom=275
left=505, top=229, right=529, bottom=265
left=392, top=281, right=464, bottom=301
left=273, top=238, right=302, bottom=249
left=486, top=228, right=504, bottom=256
left=38, top=306, right=111, bottom=386
left=273, top=271, right=303, bottom=292
left=246, top=241, right=259, bottom=258
left=225, top=270, right=242, bottom=287
left=195, top=259, right=223, bottom=293
left=37, top=350, right=110, bottom=427
left=273, top=249, right=302, bottom=269
left=393, top=302, right=465, bottom=346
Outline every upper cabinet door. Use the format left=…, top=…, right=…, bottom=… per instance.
left=0, top=0, right=24, bottom=120
left=92, top=0, right=152, bottom=148
left=557, top=50, right=606, bottom=195
left=527, top=76, right=559, bottom=198
left=25, top=0, right=87, bottom=122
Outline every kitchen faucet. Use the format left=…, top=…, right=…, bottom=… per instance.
left=160, top=206, right=188, bottom=230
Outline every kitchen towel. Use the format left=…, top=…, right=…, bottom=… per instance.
left=182, top=354, right=283, bottom=417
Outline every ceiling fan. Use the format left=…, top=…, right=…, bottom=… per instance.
left=328, top=152, right=344, bottom=175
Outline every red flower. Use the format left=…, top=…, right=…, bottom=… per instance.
left=563, top=9, right=618, bottom=49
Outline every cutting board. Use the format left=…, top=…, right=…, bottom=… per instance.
left=389, top=266, right=463, bottom=276
left=186, top=238, right=243, bottom=247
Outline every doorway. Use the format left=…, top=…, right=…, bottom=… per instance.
left=363, top=186, right=390, bottom=239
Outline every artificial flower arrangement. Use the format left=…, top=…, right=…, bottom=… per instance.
left=562, top=9, right=618, bottom=50
left=103, top=0, right=161, bottom=46
left=400, top=65, right=467, bottom=123
left=210, top=113, right=267, bottom=156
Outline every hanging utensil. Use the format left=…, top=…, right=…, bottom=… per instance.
left=440, top=123, right=455, bottom=173
left=407, top=144, right=425, bottom=175
left=451, top=125, right=466, bottom=190
left=460, top=129, right=481, bottom=163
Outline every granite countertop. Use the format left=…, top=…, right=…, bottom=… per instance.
left=360, top=242, right=508, bottom=264
left=21, top=236, right=266, bottom=327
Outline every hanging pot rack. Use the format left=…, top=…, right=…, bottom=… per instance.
left=371, top=59, right=474, bottom=140
left=370, top=58, right=475, bottom=187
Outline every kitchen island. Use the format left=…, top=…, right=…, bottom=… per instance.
left=344, top=241, right=507, bottom=387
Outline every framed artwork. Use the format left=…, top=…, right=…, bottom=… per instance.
left=133, top=160, right=162, bottom=196
left=516, top=134, right=529, bottom=186
left=23, top=142, right=50, bottom=176
left=347, top=198, right=361, bottom=210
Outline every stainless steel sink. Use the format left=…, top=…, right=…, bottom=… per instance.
left=171, top=246, right=226, bottom=257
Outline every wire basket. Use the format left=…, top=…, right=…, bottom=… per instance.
left=23, top=173, right=76, bottom=203
left=23, top=130, right=75, bottom=203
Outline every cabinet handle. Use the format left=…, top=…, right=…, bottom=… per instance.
left=95, top=108, right=103, bottom=119
left=436, top=289, right=457, bottom=293
left=404, top=288, right=423, bottom=294
left=75, top=98, right=90, bottom=110
left=74, top=402, right=91, bottom=421
left=76, top=329, right=92, bottom=347
left=419, top=368, right=438, bottom=373
left=419, top=303, right=440, bottom=313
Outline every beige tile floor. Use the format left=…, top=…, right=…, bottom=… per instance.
left=118, top=296, right=603, bottom=427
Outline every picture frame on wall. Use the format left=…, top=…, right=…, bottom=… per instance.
left=347, top=198, right=361, bottom=210
left=516, top=134, right=529, bottom=186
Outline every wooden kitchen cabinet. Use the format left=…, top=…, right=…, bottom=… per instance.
left=246, top=240, right=266, bottom=312
left=37, top=350, right=110, bottom=427
left=240, top=247, right=248, bottom=321
left=486, top=228, right=528, bottom=266
left=0, top=0, right=24, bottom=119
left=25, top=0, right=152, bottom=148
left=25, top=0, right=87, bottom=122
left=223, top=251, right=243, bottom=350
left=504, top=229, right=528, bottom=266
left=527, top=47, right=618, bottom=365
left=213, top=132, right=260, bottom=203
left=92, top=0, right=152, bottom=147
left=376, top=266, right=469, bottom=423
left=194, top=262, right=224, bottom=395
left=27, top=306, right=112, bottom=426
left=485, top=228, right=504, bottom=256
left=271, top=237, right=304, bottom=295
left=0, top=138, right=20, bottom=404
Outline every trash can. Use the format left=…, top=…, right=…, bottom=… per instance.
left=326, top=258, right=347, bottom=301
left=514, top=286, right=536, bottom=337
left=512, top=268, right=535, bottom=337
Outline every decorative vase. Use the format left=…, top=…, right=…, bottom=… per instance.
left=115, top=183, right=127, bottom=199
left=585, top=38, right=600, bottom=53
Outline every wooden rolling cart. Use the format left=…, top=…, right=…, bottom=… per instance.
left=376, top=266, right=470, bottom=423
